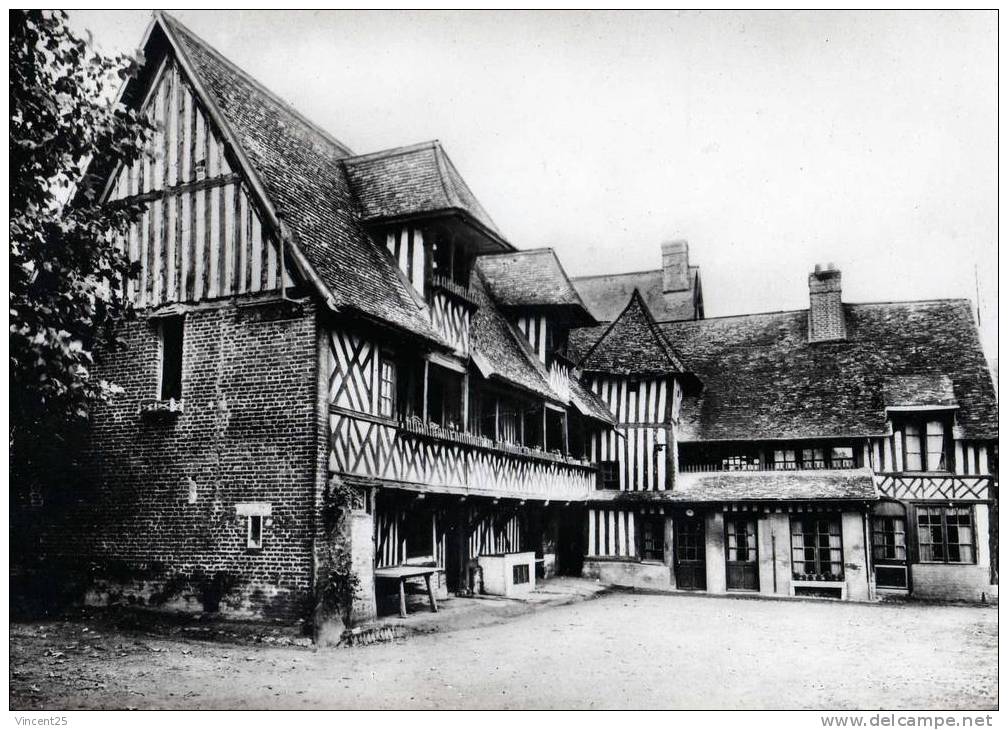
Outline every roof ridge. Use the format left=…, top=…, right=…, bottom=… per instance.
left=343, top=140, right=440, bottom=164
left=630, top=289, right=687, bottom=371
left=156, top=11, right=355, bottom=159
left=572, top=268, right=662, bottom=281
left=478, top=247, right=556, bottom=258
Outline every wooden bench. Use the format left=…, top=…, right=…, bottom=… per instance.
left=374, top=566, right=441, bottom=618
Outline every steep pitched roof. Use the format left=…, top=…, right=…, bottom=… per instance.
left=656, top=300, right=997, bottom=441
left=594, top=469, right=878, bottom=503
left=475, top=249, right=594, bottom=320
left=579, top=290, right=686, bottom=375
left=572, top=267, right=701, bottom=322
left=568, top=375, right=617, bottom=425
left=157, top=14, right=443, bottom=343
left=883, top=374, right=958, bottom=409
left=468, top=271, right=562, bottom=403
left=342, top=141, right=506, bottom=246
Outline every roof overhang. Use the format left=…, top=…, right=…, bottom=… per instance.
left=362, top=209, right=514, bottom=254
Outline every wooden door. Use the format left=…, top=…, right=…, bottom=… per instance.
left=872, top=502, right=909, bottom=590
left=674, top=516, right=706, bottom=590
left=725, top=517, right=759, bottom=591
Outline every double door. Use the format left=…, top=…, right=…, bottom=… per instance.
left=674, top=516, right=706, bottom=590
left=725, top=517, right=759, bottom=591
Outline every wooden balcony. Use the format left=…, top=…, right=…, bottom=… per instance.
left=430, top=274, right=477, bottom=308
left=679, top=462, right=857, bottom=474
left=329, top=409, right=595, bottom=501
left=873, top=473, right=992, bottom=502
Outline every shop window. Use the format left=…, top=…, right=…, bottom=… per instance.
left=872, top=516, right=907, bottom=561
left=427, top=364, right=463, bottom=430
left=159, top=315, right=184, bottom=400
left=599, top=460, right=620, bottom=490
left=790, top=517, right=843, bottom=580
left=916, top=506, right=974, bottom=564
left=641, top=516, right=665, bottom=561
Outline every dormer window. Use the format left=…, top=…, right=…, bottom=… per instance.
left=894, top=414, right=951, bottom=472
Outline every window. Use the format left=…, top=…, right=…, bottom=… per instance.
left=512, top=563, right=530, bottom=585
left=773, top=449, right=798, bottom=470
left=427, top=364, right=463, bottom=430
left=872, top=516, right=906, bottom=561
left=726, top=519, right=757, bottom=562
left=246, top=515, right=263, bottom=550
left=159, top=316, right=184, bottom=400
left=791, top=517, right=843, bottom=579
left=900, top=417, right=948, bottom=472
left=522, top=407, right=543, bottom=449
left=916, top=506, right=974, bottom=564
left=802, top=448, right=826, bottom=469
left=723, top=455, right=760, bottom=471
left=599, top=461, right=620, bottom=490
left=498, top=399, right=519, bottom=443
left=641, top=516, right=665, bottom=561
left=545, top=408, right=567, bottom=453
left=830, top=446, right=855, bottom=469
left=378, top=356, right=397, bottom=418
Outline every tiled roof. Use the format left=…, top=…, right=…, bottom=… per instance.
left=654, top=300, right=997, bottom=441
left=468, top=271, right=561, bottom=403
left=883, top=374, right=958, bottom=409
left=593, top=469, right=878, bottom=503
left=569, top=375, right=616, bottom=425
left=161, top=15, right=444, bottom=343
left=342, top=141, right=504, bottom=243
left=579, top=290, right=687, bottom=375
left=475, top=249, right=595, bottom=324
left=572, top=267, right=701, bottom=322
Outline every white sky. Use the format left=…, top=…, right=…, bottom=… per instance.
left=68, top=10, right=997, bottom=356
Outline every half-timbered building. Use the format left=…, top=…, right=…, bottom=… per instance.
left=25, top=12, right=996, bottom=625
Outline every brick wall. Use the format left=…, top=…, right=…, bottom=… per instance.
left=33, top=297, right=321, bottom=621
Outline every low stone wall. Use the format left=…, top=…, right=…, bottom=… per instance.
left=582, top=559, right=672, bottom=590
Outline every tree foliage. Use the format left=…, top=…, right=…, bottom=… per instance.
left=10, top=10, right=153, bottom=490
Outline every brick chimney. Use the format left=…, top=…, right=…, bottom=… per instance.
left=662, top=239, right=690, bottom=292
left=808, top=263, right=846, bottom=342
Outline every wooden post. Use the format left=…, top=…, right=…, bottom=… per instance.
left=562, top=411, right=569, bottom=455
left=425, top=573, right=439, bottom=613
left=462, top=369, right=470, bottom=432
left=494, top=397, right=500, bottom=441
left=422, top=360, right=430, bottom=422
left=398, top=578, right=407, bottom=618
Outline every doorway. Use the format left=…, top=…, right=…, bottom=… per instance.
left=674, top=515, right=706, bottom=590
left=725, top=517, right=759, bottom=590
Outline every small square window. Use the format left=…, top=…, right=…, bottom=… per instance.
left=599, top=460, right=620, bottom=490
left=247, top=514, right=264, bottom=550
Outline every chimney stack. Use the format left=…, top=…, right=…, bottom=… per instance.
left=808, top=263, right=846, bottom=342
left=662, top=239, right=690, bottom=293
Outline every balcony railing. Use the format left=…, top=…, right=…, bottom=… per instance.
left=430, top=274, right=477, bottom=307
left=329, top=409, right=595, bottom=500
left=679, top=461, right=857, bottom=473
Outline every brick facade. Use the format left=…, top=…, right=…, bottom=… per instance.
left=45, top=297, right=321, bottom=621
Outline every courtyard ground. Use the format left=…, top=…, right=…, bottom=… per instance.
left=9, top=591, right=997, bottom=710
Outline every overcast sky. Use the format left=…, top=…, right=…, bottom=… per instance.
left=68, top=10, right=997, bottom=355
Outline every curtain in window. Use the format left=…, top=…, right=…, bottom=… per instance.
left=904, top=423, right=923, bottom=471
left=925, top=420, right=946, bottom=471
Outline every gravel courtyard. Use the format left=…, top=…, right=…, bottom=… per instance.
left=9, top=592, right=997, bottom=710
